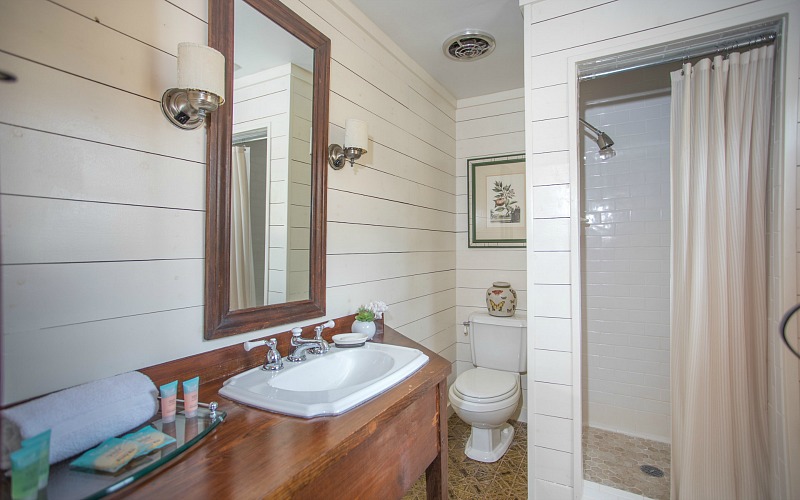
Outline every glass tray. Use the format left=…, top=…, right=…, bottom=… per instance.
left=2, top=402, right=225, bottom=500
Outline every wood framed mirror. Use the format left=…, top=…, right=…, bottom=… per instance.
left=205, top=0, right=330, bottom=340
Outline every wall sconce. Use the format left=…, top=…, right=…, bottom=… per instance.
left=328, top=119, right=368, bottom=169
left=161, top=42, right=226, bottom=130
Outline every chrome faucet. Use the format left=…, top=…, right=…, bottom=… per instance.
left=312, top=319, right=335, bottom=353
left=243, top=337, right=283, bottom=371
left=287, top=320, right=334, bottom=362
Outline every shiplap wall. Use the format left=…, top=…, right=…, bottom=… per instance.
left=285, top=66, right=312, bottom=303
left=0, top=0, right=457, bottom=405
left=521, top=0, right=800, bottom=498
left=321, top=0, right=458, bottom=377
left=234, top=63, right=314, bottom=303
left=233, top=64, right=292, bottom=303
left=455, top=88, right=527, bottom=421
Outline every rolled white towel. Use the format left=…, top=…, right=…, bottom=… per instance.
left=1, top=371, right=158, bottom=469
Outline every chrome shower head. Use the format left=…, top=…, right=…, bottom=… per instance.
left=580, top=118, right=616, bottom=159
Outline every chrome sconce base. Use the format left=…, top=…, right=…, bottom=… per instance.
left=328, top=144, right=366, bottom=169
left=161, top=89, right=222, bottom=130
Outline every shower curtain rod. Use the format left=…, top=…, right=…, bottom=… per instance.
left=578, top=31, right=776, bottom=82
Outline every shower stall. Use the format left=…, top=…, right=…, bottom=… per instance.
left=575, top=19, right=786, bottom=500
left=580, top=64, right=673, bottom=499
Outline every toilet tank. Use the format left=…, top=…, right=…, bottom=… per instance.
left=469, top=312, right=527, bottom=372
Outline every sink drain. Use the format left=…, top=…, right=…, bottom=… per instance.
left=640, top=465, right=664, bottom=477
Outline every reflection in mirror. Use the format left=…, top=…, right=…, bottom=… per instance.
left=205, top=0, right=329, bottom=340
left=230, top=0, right=313, bottom=308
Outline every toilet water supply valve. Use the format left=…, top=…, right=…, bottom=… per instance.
left=462, top=321, right=470, bottom=336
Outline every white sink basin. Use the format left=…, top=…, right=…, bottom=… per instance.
left=219, top=342, right=429, bottom=417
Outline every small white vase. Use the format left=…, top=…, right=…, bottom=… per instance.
left=351, top=320, right=377, bottom=340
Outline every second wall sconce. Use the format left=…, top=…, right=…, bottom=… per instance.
left=162, top=42, right=226, bottom=130
left=329, top=119, right=368, bottom=169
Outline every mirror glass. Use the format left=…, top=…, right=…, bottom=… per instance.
left=230, top=0, right=314, bottom=308
left=205, top=0, right=329, bottom=340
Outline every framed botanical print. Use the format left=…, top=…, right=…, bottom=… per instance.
left=467, top=154, right=526, bottom=248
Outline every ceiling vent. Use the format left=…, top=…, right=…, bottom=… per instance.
left=443, top=31, right=496, bottom=62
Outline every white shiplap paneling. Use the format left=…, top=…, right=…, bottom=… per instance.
left=0, top=125, right=205, bottom=210
left=0, top=0, right=456, bottom=405
left=1, top=196, right=204, bottom=264
left=455, top=88, right=527, bottom=422
left=3, top=260, right=203, bottom=333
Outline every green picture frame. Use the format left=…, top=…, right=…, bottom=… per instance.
left=467, top=154, right=526, bottom=248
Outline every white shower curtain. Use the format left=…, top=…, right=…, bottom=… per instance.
left=230, top=145, right=257, bottom=310
left=670, top=45, right=774, bottom=499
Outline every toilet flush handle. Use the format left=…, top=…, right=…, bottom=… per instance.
left=462, top=321, right=470, bottom=336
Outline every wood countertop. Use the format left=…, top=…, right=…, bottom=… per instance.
left=119, top=325, right=451, bottom=499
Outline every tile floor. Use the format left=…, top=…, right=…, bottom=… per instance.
left=403, top=415, right=528, bottom=499
left=403, top=419, right=669, bottom=500
left=583, top=427, right=670, bottom=500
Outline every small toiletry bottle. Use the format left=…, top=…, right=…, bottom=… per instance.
left=10, top=446, right=38, bottom=500
left=182, top=376, right=200, bottom=418
left=20, top=429, right=50, bottom=490
left=160, top=380, right=178, bottom=423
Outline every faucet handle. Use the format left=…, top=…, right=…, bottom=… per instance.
left=262, top=338, right=283, bottom=371
left=310, top=320, right=332, bottom=354
left=243, top=338, right=268, bottom=352
left=287, top=328, right=307, bottom=362
left=314, top=320, right=335, bottom=339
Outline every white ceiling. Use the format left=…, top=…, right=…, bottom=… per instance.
left=349, top=0, right=525, bottom=101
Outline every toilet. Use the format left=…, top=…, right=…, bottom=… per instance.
left=449, top=312, right=526, bottom=463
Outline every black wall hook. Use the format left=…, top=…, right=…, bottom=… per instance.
left=779, top=303, right=800, bottom=359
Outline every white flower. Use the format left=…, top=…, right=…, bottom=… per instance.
left=366, top=300, right=388, bottom=319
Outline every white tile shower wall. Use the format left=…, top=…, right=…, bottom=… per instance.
left=0, top=0, right=457, bottom=404
left=581, top=71, right=671, bottom=442
left=456, top=88, right=528, bottom=421
left=521, top=0, right=800, bottom=497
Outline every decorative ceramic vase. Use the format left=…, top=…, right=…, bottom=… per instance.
left=486, top=281, right=517, bottom=317
left=351, top=319, right=377, bottom=340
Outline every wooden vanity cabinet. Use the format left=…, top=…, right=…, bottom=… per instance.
left=122, top=322, right=450, bottom=499
left=291, top=382, right=442, bottom=499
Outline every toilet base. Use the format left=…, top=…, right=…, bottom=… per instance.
left=464, top=423, right=515, bottom=463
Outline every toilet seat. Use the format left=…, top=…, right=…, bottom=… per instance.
left=449, top=385, right=520, bottom=415
left=453, top=368, right=518, bottom=404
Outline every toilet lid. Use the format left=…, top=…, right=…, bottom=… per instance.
left=453, top=368, right=518, bottom=403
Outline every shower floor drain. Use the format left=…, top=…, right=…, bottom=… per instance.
left=640, top=465, right=664, bottom=477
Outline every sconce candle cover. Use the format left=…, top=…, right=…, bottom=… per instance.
left=162, top=42, right=226, bottom=130
left=177, top=42, right=226, bottom=103
left=344, top=118, right=368, bottom=150
left=328, top=119, right=368, bottom=169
